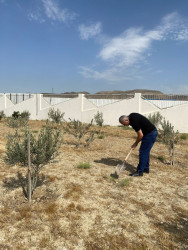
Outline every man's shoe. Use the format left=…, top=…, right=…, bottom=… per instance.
left=130, top=171, right=143, bottom=177
left=143, top=169, right=149, bottom=173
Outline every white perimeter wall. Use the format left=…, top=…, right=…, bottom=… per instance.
left=0, top=93, right=187, bottom=132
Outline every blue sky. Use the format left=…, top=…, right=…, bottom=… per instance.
left=0, top=0, right=188, bottom=94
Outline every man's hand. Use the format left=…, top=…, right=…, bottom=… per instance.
left=131, top=142, right=138, bottom=150
left=131, top=129, right=143, bottom=150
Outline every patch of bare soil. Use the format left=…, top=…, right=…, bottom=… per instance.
left=0, top=121, right=187, bottom=249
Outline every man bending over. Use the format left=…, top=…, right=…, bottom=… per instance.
left=119, top=113, right=158, bottom=177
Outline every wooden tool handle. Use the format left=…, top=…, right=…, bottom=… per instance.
left=124, top=148, right=133, bottom=161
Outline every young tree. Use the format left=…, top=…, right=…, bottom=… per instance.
left=63, top=119, right=95, bottom=147
left=94, top=111, right=104, bottom=135
left=4, top=121, right=63, bottom=199
left=12, top=111, right=20, bottom=119
left=5, top=110, right=30, bottom=128
left=48, top=108, right=65, bottom=124
left=148, top=112, right=163, bottom=129
left=94, top=111, right=104, bottom=127
left=20, top=110, right=31, bottom=121
left=159, top=118, right=179, bottom=165
left=5, top=116, right=28, bottom=128
left=0, top=110, right=5, bottom=121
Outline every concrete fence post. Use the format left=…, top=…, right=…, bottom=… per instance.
left=135, top=93, right=142, bottom=113
left=36, top=94, right=38, bottom=118
left=79, top=93, right=85, bottom=122
left=4, top=93, right=6, bottom=109
left=35, top=94, right=42, bottom=119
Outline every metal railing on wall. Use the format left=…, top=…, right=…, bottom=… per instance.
left=85, top=93, right=134, bottom=99
left=43, top=93, right=78, bottom=105
left=142, top=94, right=188, bottom=109
left=42, top=93, right=135, bottom=107
left=6, top=93, right=33, bottom=104
left=85, top=93, right=134, bottom=107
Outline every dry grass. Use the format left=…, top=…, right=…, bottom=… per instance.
left=64, top=183, right=83, bottom=200
left=0, top=120, right=187, bottom=249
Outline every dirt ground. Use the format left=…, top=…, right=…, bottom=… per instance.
left=0, top=120, right=187, bottom=250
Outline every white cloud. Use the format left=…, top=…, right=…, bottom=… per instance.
left=80, top=12, right=188, bottom=82
left=174, top=25, right=188, bottom=41
left=79, top=66, right=125, bottom=81
left=41, top=0, right=77, bottom=22
left=28, top=0, right=77, bottom=24
left=79, top=66, right=143, bottom=82
left=28, top=12, right=45, bottom=23
left=98, top=27, right=151, bottom=67
left=78, top=22, right=102, bottom=40
left=98, top=12, right=188, bottom=68
left=156, top=12, right=188, bottom=41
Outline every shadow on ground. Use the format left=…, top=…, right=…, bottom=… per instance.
left=94, top=158, right=136, bottom=173
left=155, top=216, right=188, bottom=248
left=94, top=158, right=122, bottom=166
left=3, top=172, right=46, bottom=198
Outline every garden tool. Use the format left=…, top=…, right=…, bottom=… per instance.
left=110, top=148, right=133, bottom=179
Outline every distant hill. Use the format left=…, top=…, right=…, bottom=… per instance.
left=44, top=89, right=164, bottom=97
left=95, top=89, right=163, bottom=95
left=61, top=89, right=163, bottom=95
left=62, top=91, right=89, bottom=95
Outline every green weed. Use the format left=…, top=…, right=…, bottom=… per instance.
left=118, top=125, right=133, bottom=130
left=117, top=178, right=131, bottom=187
left=98, top=134, right=104, bottom=139
left=157, top=155, right=166, bottom=163
left=77, top=162, right=91, bottom=169
left=180, top=133, right=188, bottom=140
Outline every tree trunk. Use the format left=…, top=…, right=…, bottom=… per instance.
left=171, top=142, right=175, bottom=166
left=32, top=172, right=38, bottom=193
left=27, top=133, right=32, bottom=202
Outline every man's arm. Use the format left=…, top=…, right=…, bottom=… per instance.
left=131, top=129, right=143, bottom=149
